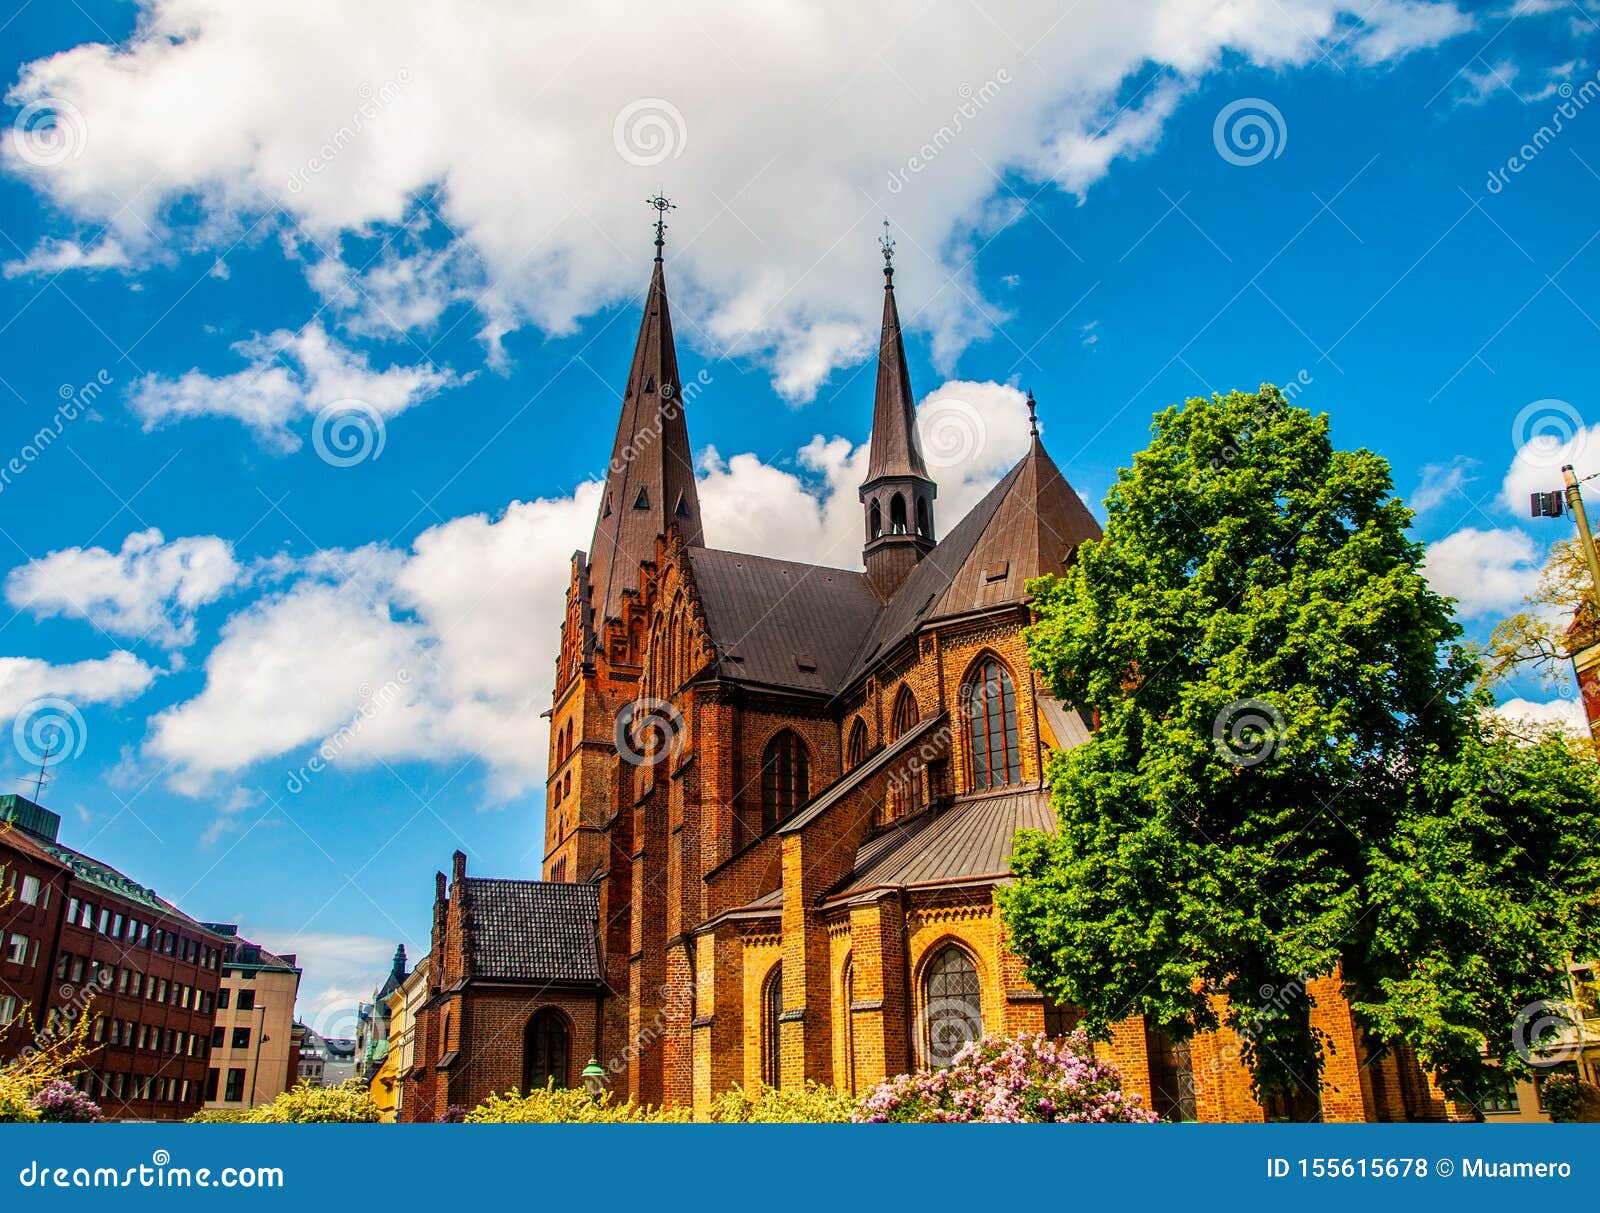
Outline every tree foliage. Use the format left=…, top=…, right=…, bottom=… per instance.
left=1000, top=387, right=1600, bottom=1110
left=1485, top=538, right=1594, bottom=688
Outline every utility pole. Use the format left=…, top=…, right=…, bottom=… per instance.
left=1563, top=464, right=1600, bottom=615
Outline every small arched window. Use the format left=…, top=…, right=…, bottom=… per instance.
left=887, top=686, right=922, bottom=821
left=963, top=656, right=1021, bottom=790
left=923, top=945, right=982, bottom=1068
left=760, top=730, right=810, bottom=831
left=762, top=964, right=783, bottom=1088
left=869, top=499, right=882, bottom=539
left=890, top=493, right=908, bottom=534
left=524, top=1008, right=569, bottom=1091
left=891, top=687, right=918, bottom=739
left=915, top=495, right=931, bottom=538
left=841, top=957, right=856, bottom=1094
left=847, top=718, right=870, bottom=768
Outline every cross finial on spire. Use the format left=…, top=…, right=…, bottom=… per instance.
left=646, top=193, right=675, bottom=258
left=879, top=219, right=895, bottom=283
left=1026, top=389, right=1039, bottom=437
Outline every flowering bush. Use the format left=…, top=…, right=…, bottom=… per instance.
left=705, top=1081, right=855, bottom=1123
left=465, top=1082, right=689, bottom=1123
left=247, top=1081, right=382, bottom=1123
left=30, top=1079, right=102, bottom=1123
left=0, top=991, right=96, bottom=1124
left=855, top=1031, right=1158, bottom=1123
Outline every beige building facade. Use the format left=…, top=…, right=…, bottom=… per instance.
left=201, top=927, right=301, bottom=1110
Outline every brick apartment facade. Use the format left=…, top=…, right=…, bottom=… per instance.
left=399, top=236, right=1471, bottom=1123
left=0, top=794, right=224, bottom=1120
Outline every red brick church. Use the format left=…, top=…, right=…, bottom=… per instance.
left=398, top=219, right=1467, bottom=1123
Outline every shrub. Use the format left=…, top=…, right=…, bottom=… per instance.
left=247, top=1081, right=382, bottom=1124
left=855, top=1031, right=1159, bottom=1123
left=185, top=1107, right=254, bottom=1124
left=1540, top=1073, right=1583, bottom=1123
left=706, top=1081, right=855, bottom=1123
left=465, top=1081, right=689, bottom=1123
left=0, top=995, right=96, bottom=1124
left=30, top=1079, right=102, bottom=1123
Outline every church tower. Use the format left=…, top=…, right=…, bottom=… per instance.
left=860, top=225, right=936, bottom=599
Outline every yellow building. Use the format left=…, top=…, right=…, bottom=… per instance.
left=200, top=926, right=301, bottom=1110
left=374, top=955, right=428, bottom=1122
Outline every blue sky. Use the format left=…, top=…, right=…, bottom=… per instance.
left=0, top=0, right=1596, bottom=1021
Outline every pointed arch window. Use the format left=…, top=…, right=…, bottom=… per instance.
left=760, top=730, right=810, bottom=831
left=524, top=1008, right=570, bottom=1092
left=922, top=945, right=982, bottom=1068
left=963, top=656, right=1021, bottom=790
left=847, top=718, right=870, bottom=769
left=869, top=499, right=882, bottom=539
left=915, top=495, right=931, bottom=538
left=890, top=493, right=908, bottom=534
left=891, top=687, right=918, bottom=739
left=888, top=686, right=922, bottom=820
left=841, top=957, right=856, bottom=1094
left=761, top=964, right=783, bottom=1089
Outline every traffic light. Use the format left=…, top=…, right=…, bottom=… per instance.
left=1530, top=490, right=1565, bottom=519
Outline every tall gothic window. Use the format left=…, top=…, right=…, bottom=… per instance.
left=761, top=730, right=810, bottom=831
left=923, top=945, right=982, bottom=1068
left=841, top=958, right=856, bottom=1094
left=887, top=687, right=922, bottom=821
left=846, top=718, right=870, bottom=769
left=524, top=1008, right=570, bottom=1091
left=762, top=964, right=783, bottom=1088
left=963, top=656, right=1021, bottom=790
left=890, top=493, right=908, bottom=534
left=1143, top=1018, right=1197, bottom=1122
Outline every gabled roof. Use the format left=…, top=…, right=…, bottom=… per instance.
left=463, top=877, right=602, bottom=985
left=686, top=547, right=881, bottom=693
left=587, top=254, right=704, bottom=626
left=823, top=785, right=1055, bottom=902
left=844, top=436, right=1100, bottom=686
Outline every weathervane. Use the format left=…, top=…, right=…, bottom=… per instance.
left=647, top=193, right=675, bottom=256
left=879, top=219, right=896, bottom=281
left=1026, top=389, right=1039, bottom=437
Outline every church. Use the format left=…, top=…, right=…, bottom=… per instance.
left=397, top=212, right=1468, bottom=1123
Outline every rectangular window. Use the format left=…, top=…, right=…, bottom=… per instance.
left=66, top=897, right=79, bottom=923
left=0, top=995, right=16, bottom=1024
left=55, top=952, right=69, bottom=981
left=97, top=908, right=110, bottom=934
left=236, top=989, right=255, bottom=1012
left=231, top=1026, right=251, bottom=1050
left=111, top=913, right=123, bottom=938
left=218, top=988, right=230, bottom=1010
left=224, top=1068, right=245, bottom=1102
left=4, top=934, right=26, bottom=964
left=205, top=1068, right=220, bottom=1101
left=70, top=956, right=84, bottom=983
left=92, top=1016, right=106, bottom=1043
left=212, top=1026, right=225, bottom=1049
left=19, top=875, right=39, bottom=905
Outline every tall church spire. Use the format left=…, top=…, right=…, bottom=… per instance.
left=587, top=199, right=704, bottom=625
left=860, top=222, right=936, bottom=599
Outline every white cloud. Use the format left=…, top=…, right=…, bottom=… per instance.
left=1501, top=417, right=1599, bottom=515
left=4, top=0, right=1472, bottom=402
left=3, top=236, right=128, bottom=277
left=244, top=928, right=404, bottom=1038
left=127, top=322, right=464, bottom=449
left=1486, top=694, right=1587, bottom=736
left=1410, top=455, right=1477, bottom=512
left=1421, top=525, right=1543, bottom=619
left=145, top=379, right=1037, bottom=797
left=0, top=651, right=157, bottom=720
left=6, top=528, right=243, bottom=647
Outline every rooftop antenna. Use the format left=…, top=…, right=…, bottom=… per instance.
left=29, top=733, right=55, bottom=803
left=646, top=193, right=675, bottom=258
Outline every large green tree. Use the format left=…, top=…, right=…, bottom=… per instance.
left=1000, top=386, right=1600, bottom=1113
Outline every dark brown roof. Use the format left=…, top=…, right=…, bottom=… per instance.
left=686, top=547, right=881, bottom=693
left=463, top=877, right=602, bottom=984
left=864, top=270, right=929, bottom=484
left=844, top=439, right=1099, bottom=686
left=824, top=785, right=1055, bottom=901
left=587, top=256, right=704, bottom=625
